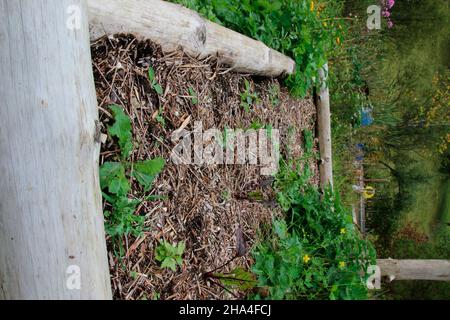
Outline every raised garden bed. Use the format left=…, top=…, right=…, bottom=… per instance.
left=92, top=34, right=319, bottom=299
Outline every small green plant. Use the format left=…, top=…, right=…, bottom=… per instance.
left=248, top=190, right=264, bottom=202
left=268, top=83, right=280, bottom=107
left=152, top=292, right=161, bottom=300
left=100, top=105, right=165, bottom=255
left=155, top=240, right=185, bottom=271
left=249, top=120, right=264, bottom=130
left=221, top=189, right=231, bottom=201
left=302, top=129, right=316, bottom=159
left=148, top=66, right=164, bottom=95
left=217, top=126, right=233, bottom=150
left=108, top=105, right=133, bottom=160
left=240, top=79, right=259, bottom=112
left=130, top=271, right=139, bottom=280
left=155, top=108, right=166, bottom=128
left=188, top=87, right=198, bottom=105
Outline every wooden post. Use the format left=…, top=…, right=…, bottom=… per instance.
left=316, top=63, right=333, bottom=190
left=87, top=0, right=295, bottom=77
left=378, top=259, right=450, bottom=281
left=0, top=0, right=111, bottom=299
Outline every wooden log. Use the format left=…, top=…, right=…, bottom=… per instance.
left=316, top=63, right=333, bottom=190
left=87, top=0, right=295, bottom=77
left=378, top=259, right=450, bottom=281
left=0, top=0, right=111, bottom=299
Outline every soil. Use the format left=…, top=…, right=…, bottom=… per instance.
left=91, top=34, right=318, bottom=300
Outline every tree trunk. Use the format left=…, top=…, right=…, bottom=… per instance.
left=0, top=0, right=111, bottom=299
left=316, top=63, right=333, bottom=190
left=378, top=259, right=450, bottom=281
left=87, top=0, right=295, bottom=77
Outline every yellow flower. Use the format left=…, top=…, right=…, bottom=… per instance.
left=340, top=228, right=346, bottom=234
left=303, top=254, right=311, bottom=263
left=323, top=22, right=327, bottom=27
left=336, top=37, right=341, bottom=45
left=310, top=1, right=314, bottom=12
left=339, top=261, right=346, bottom=268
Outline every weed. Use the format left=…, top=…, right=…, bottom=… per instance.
left=100, top=105, right=165, bottom=255
left=152, top=292, right=161, bottom=300
left=248, top=191, right=264, bottom=202
left=155, top=111, right=166, bottom=128
left=268, top=83, right=281, bottom=107
left=188, top=87, right=199, bottom=105
left=108, top=105, right=133, bottom=160
left=221, top=189, right=231, bottom=201
left=155, top=240, right=185, bottom=271
left=240, top=79, right=259, bottom=112
left=148, top=66, right=164, bottom=95
left=249, top=120, right=264, bottom=130
left=303, top=129, right=315, bottom=156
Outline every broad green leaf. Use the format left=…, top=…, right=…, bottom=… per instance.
left=161, top=257, right=176, bottom=271
left=108, top=105, right=133, bottom=160
left=217, top=267, right=257, bottom=291
left=177, top=241, right=186, bottom=255
left=99, top=162, right=129, bottom=195
left=273, top=219, right=287, bottom=240
left=175, top=256, right=183, bottom=266
left=164, top=241, right=176, bottom=256
left=132, top=157, right=165, bottom=191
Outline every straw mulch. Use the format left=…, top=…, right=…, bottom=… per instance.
left=91, top=34, right=318, bottom=300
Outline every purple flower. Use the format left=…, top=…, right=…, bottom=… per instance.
left=387, top=20, right=394, bottom=28
left=387, top=0, right=395, bottom=9
left=382, top=10, right=391, bottom=17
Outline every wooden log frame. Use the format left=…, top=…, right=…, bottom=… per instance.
left=86, top=0, right=295, bottom=77
left=0, top=0, right=111, bottom=299
left=378, top=259, right=450, bottom=281
left=316, top=63, right=333, bottom=190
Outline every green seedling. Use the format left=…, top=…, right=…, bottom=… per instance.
left=155, top=240, right=185, bottom=271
